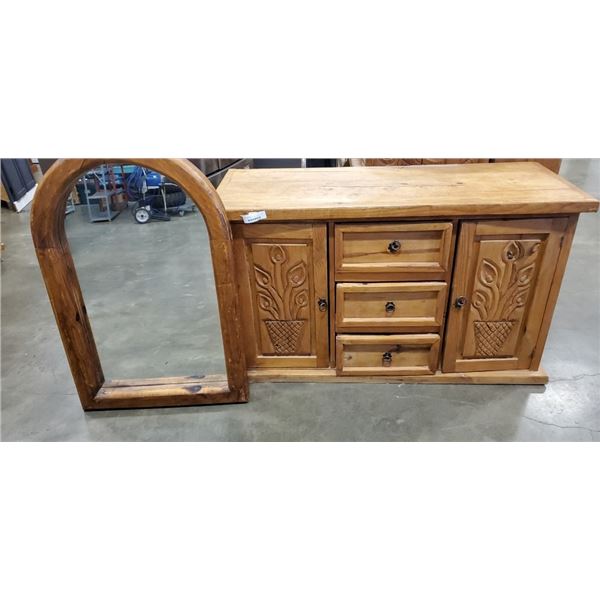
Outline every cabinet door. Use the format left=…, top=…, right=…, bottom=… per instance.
left=233, top=223, right=329, bottom=368
left=1, top=159, right=35, bottom=204
left=443, top=218, right=568, bottom=372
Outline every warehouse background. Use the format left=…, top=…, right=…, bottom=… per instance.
left=1, top=158, right=598, bottom=441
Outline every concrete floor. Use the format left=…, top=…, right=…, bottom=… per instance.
left=1, top=160, right=599, bottom=441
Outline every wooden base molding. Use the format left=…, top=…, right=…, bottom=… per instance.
left=247, top=367, right=549, bottom=385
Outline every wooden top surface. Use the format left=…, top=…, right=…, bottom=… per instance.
left=217, top=162, right=599, bottom=222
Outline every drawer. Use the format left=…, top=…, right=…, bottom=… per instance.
left=336, top=282, right=448, bottom=332
left=334, top=222, right=453, bottom=281
left=336, top=334, right=440, bottom=376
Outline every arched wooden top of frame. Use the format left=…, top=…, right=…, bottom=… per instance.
left=30, top=159, right=232, bottom=250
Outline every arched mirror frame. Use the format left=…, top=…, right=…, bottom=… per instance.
left=30, top=158, right=248, bottom=410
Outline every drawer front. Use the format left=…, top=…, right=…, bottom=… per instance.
left=336, top=334, right=440, bottom=376
left=334, top=222, right=453, bottom=281
left=336, top=282, right=448, bottom=332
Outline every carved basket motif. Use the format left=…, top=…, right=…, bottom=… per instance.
left=265, top=319, right=305, bottom=355
left=473, top=320, right=515, bottom=358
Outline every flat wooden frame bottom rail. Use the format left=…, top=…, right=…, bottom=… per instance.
left=247, top=368, right=549, bottom=385
left=89, top=375, right=241, bottom=410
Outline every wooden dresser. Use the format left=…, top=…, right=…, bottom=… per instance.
left=218, top=162, right=598, bottom=385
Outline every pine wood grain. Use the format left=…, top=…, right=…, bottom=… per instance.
left=529, top=215, right=579, bottom=370
left=442, top=217, right=568, bottom=373
left=232, top=222, right=329, bottom=368
left=247, top=367, right=549, bottom=385
left=334, top=221, right=453, bottom=281
left=336, top=282, right=447, bottom=332
left=92, top=375, right=238, bottom=410
left=327, top=222, right=337, bottom=367
left=31, top=160, right=597, bottom=401
left=218, top=162, right=598, bottom=222
left=336, top=333, right=440, bottom=376
left=30, top=159, right=248, bottom=410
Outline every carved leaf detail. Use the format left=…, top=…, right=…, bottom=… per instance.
left=516, top=263, right=535, bottom=286
left=254, top=265, right=272, bottom=288
left=479, top=259, right=499, bottom=286
left=472, top=289, right=490, bottom=320
left=512, top=289, right=529, bottom=307
left=292, top=289, right=308, bottom=319
left=471, top=239, right=540, bottom=324
left=294, top=289, right=308, bottom=308
left=287, top=261, right=307, bottom=288
left=269, top=245, right=287, bottom=264
left=257, top=291, right=279, bottom=319
left=502, top=240, right=522, bottom=262
left=254, top=244, right=310, bottom=321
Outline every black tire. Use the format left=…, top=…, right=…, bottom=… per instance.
left=134, top=207, right=150, bottom=224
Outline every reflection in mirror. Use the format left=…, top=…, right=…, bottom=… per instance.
left=65, top=163, right=225, bottom=380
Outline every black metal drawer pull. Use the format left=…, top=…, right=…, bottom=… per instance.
left=387, top=240, right=401, bottom=254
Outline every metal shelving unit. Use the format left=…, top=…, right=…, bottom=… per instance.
left=82, top=164, right=124, bottom=222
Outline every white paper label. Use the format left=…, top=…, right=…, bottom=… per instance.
left=241, top=210, right=267, bottom=224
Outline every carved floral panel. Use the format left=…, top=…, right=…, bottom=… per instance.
left=250, top=242, right=312, bottom=356
left=463, top=239, right=543, bottom=358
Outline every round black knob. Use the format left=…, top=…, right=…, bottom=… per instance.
left=387, top=240, right=401, bottom=254
left=385, top=301, right=396, bottom=314
left=454, top=296, right=467, bottom=309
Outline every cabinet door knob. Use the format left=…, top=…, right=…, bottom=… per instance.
left=454, top=296, right=467, bottom=309
left=385, top=301, right=396, bottom=313
left=317, top=298, right=328, bottom=312
left=382, top=351, right=393, bottom=366
left=387, top=240, right=401, bottom=254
